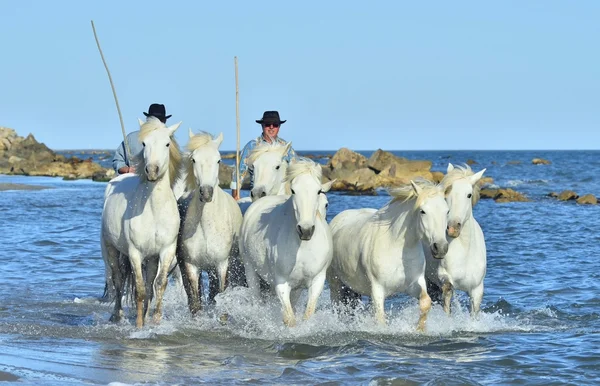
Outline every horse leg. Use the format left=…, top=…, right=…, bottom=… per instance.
left=208, top=269, right=219, bottom=305
left=442, top=281, right=454, bottom=315
left=275, top=281, right=296, bottom=327
left=304, top=272, right=326, bottom=321
left=371, top=283, right=387, bottom=325
left=244, top=264, right=262, bottom=299
left=103, top=239, right=124, bottom=322
left=128, top=250, right=146, bottom=328
left=180, top=261, right=201, bottom=315
left=144, top=257, right=159, bottom=320
left=469, top=283, right=484, bottom=318
left=326, top=268, right=343, bottom=309
left=152, top=244, right=177, bottom=324
left=426, top=277, right=444, bottom=305
left=417, top=278, right=432, bottom=332
left=227, top=240, right=246, bottom=288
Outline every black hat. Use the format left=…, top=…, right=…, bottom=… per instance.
left=256, top=111, right=286, bottom=125
left=143, top=103, right=172, bottom=121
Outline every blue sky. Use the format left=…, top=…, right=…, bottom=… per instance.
left=1, top=1, right=599, bottom=151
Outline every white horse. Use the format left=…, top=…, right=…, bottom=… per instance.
left=239, top=159, right=334, bottom=327
left=176, top=130, right=243, bottom=314
left=425, top=164, right=487, bottom=316
left=328, top=180, right=449, bottom=331
left=246, top=142, right=292, bottom=201
left=101, top=117, right=182, bottom=328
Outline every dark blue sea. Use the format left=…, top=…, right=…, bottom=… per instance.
left=0, top=150, right=598, bottom=385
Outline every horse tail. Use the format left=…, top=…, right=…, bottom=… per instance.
left=426, top=277, right=444, bottom=305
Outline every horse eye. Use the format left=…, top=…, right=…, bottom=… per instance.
left=318, top=190, right=323, bottom=195
left=142, top=142, right=146, bottom=147
left=166, top=143, right=170, bottom=147
left=275, top=165, right=281, bottom=170
left=291, top=189, right=296, bottom=194
left=467, top=193, right=472, bottom=198
left=325, top=203, right=329, bottom=209
left=192, top=158, right=196, bottom=164
left=218, top=159, right=221, bottom=164
left=420, top=209, right=426, bottom=215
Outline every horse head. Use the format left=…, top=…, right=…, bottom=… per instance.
left=248, top=142, right=291, bottom=201
left=137, top=117, right=181, bottom=183
left=186, top=130, right=223, bottom=203
left=410, top=180, right=449, bottom=259
left=443, top=163, right=486, bottom=238
left=286, top=159, right=330, bottom=241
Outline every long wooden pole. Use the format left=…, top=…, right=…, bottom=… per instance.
left=91, top=20, right=130, bottom=159
left=235, top=56, right=241, bottom=194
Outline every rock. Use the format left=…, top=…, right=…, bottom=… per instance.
left=558, top=190, right=578, bottom=201
left=219, top=163, right=233, bottom=189
left=494, top=188, right=530, bottom=203
left=480, top=188, right=530, bottom=202
left=478, top=177, right=494, bottom=187
left=329, top=148, right=368, bottom=172
left=0, top=127, right=113, bottom=180
left=532, top=158, right=551, bottom=165
left=325, top=148, right=434, bottom=192
left=507, top=160, right=521, bottom=165
left=547, top=192, right=558, bottom=198
left=576, top=194, right=597, bottom=205
left=432, top=171, right=444, bottom=183
left=367, top=149, right=408, bottom=173
left=466, top=159, right=477, bottom=165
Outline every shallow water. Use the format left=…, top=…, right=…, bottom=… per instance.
left=0, top=150, right=599, bottom=385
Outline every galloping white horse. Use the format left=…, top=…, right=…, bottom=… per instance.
left=328, top=180, right=449, bottom=331
left=239, top=159, right=334, bottom=327
left=177, top=130, right=243, bottom=314
left=425, top=164, right=487, bottom=316
left=246, top=142, right=292, bottom=201
left=101, top=117, right=182, bottom=328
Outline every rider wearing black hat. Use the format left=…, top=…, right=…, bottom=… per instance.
left=112, top=103, right=173, bottom=174
left=231, top=111, right=296, bottom=200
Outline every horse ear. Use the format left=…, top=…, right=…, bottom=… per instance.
left=469, top=168, right=486, bottom=185
left=283, top=142, right=292, bottom=156
left=447, top=163, right=455, bottom=173
left=167, top=121, right=182, bottom=136
left=214, top=132, right=224, bottom=147
left=410, top=180, right=423, bottom=196
left=321, top=179, right=336, bottom=193
left=138, top=118, right=144, bottom=127
left=188, top=128, right=194, bottom=139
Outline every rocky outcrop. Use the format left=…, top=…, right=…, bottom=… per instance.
left=576, top=194, right=597, bottom=205
left=0, top=127, right=113, bottom=180
left=323, top=148, right=433, bottom=192
left=557, top=190, right=578, bottom=201
left=532, top=158, right=551, bottom=165
left=480, top=188, right=530, bottom=203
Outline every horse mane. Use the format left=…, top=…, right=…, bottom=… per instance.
left=284, top=157, right=322, bottom=184
left=388, top=179, right=444, bottom=210
left=184, top=131, right=219, bottom=191
left=135, top=117, right=182, bottom=188
left=247, top=141, right=288, bottom=166
left=441, top=164, right=480, bottom=206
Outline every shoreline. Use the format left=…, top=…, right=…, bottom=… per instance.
left=0, top=182, right=50, bottom=191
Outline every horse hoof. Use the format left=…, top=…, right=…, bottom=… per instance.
left=109, top=314, right=121, bottom=323
left=152, top=313, right=162, bottom=325
left=219, top=313, right=229, bottom=325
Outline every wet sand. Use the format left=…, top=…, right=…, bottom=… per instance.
left=0, top=370, right=19, bottom=382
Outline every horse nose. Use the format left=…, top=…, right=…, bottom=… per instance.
left=199, top=186, right=214, bottom=202
left=145, top=165, right=159, bottom=180
left=296, top=225, right=315, bottom=240
left=431, top=241, right=448, bottom=259
left=447, top=221, right=462, bottom=238
left=251, top=188, right=266, bottom=202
